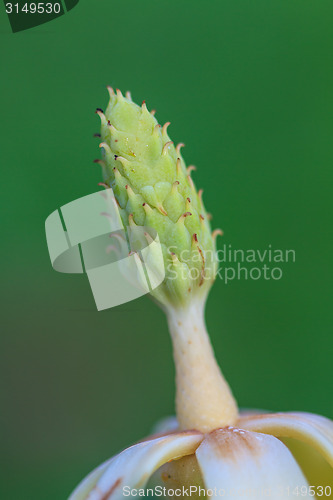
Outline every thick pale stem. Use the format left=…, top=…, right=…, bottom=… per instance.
left=166, top=301, right=238, bottom=433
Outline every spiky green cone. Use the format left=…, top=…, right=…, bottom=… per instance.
left=96, top=88, right=220, bottom=310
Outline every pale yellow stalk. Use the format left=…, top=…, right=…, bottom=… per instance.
left=167, top=302, right=238, bottom=432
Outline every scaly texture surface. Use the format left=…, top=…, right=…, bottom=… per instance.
left=96, top=88, right=220, bottom=309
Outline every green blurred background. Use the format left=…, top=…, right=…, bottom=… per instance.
left=1, top=0, right=332, bottom=497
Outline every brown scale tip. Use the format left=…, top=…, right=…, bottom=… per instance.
left=187, top=175, right=195, bottom=190
left=106, top=244, right=119, bottom=255
left=94, top=159, right=106, bottom=168
left=93, top=133, right=101, bottom=138
left=110, top=233, right=126, bottom=245
left=113, top=167, right=121, bottom=179
left=153, top=124, right=161, bottom=134
left=162, top=122, right=171, bottom=135
left=157, top=205, right=168, bottom=216
left=142, top=202, right=153, bottom=213
left=101, top=212, right=112, bottom=219
left=95, top=108, right=104, bottom=113
left=151, top=109, right=156, bottom=116
left=176, top=143, right=185, bottom=154
left=144, top=231, right=154, bottom=244
left=98, top=182, right=109, bottom=189
left=162, top=141, right=173, bottom=155
left=125, top=184, right=135, bottom=196
left=172, top=180, right=180, bottom=193
left=114, top=155, right=129, bottom=167
left=185, top=198, right=192, bottom=211
left=170, top=252, right=178, bottom=262
left=178, top=212, right=192, bottom=223
left=191, top=234, right=205, bottom=286
left=212, top=229, right=224, bottom=241
left=187, top=165, right=196, bottom=174
left=128, top=213, right=136, bottom=225
left=107, top=120, right=111, bottom=126
left=99, top=142, right=111, bottom=153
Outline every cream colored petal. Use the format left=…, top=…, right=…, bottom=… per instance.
left=238, top=412, right=333, bottom=467
left=196, top=427, right=311, bottom=499
left=69, top=431, right=203, bottom=500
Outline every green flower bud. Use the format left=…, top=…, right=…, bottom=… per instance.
left=96, top=88, right=220, bottom=309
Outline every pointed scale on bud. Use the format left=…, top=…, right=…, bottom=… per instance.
left=96, top=89, right=220, bottom=310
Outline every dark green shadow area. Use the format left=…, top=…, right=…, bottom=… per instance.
left=4, top=0, right=80, bottom=32
left=64, top=0, right=78, bottom=12
left=5, top=0, right=64, bottom=32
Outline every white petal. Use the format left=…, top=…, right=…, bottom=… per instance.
left=151, top=416, right=178, bottom=435
left=69, top=431, right=203, bottom=500
left=196, top=427, right=311, bottom=499
left=238, top=412, right=333, bottom=467
left=69, top=457, right=114, bottom=500
left=239, top=408, right=268, bottom=417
